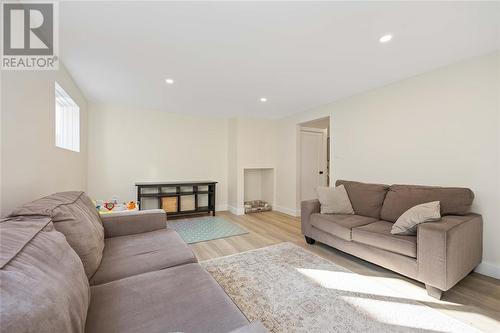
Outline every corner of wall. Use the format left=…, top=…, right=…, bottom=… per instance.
left=475, top=261, right=500, bottom=279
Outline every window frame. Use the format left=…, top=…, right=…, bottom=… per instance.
left=55, top=82, right=80, bottom=153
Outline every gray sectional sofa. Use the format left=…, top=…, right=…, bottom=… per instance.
left=301, top=180, right=483, bottom=299
left=0, top=191, right=267, bottom=333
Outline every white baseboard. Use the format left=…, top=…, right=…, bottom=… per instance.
left=274, top=205, right=301, bottom=217
left=228, top=204, right=299, bottom=217
left=228, top=205, right=245, bottom=215
left=475, top=261, right=500, bottom=279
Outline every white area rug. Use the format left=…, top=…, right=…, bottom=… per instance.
left=202, top=242, right=479, bottom=333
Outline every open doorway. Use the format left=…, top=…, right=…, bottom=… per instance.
left=298, top=117, right=330, bottom=202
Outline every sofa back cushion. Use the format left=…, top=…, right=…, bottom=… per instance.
left=380, top=185, right=474, bottom=222
left=9, top=191, right=104, bottom=278
left=0, top=217, right=90, bottom=333
left=335, top=180, right=389, bottom=219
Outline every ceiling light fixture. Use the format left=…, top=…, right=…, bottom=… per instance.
left=260, top=97, right=267, bottom=102
left=379, top=34, right=393, bottom=43
left=165, top=78, right=174, bottom=84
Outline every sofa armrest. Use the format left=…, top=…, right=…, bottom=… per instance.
left=100, top=209, right=167, bottom=238
left=301, top=199, right=320, bottom=236
left=417, top=214, right=482, bottom=291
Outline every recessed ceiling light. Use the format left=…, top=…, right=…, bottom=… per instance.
left=379, top=34, right=393, bottom=43
left=260, top=97, right=267, bottom=102
left=165, top=78, right=174, bottom=84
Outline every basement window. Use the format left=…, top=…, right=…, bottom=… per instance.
left=55, top=82, right=80, bottom=152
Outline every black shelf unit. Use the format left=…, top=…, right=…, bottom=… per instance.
left=135, top=181, right=217, bottom=217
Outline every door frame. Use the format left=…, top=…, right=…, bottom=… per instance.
left=297, top=126, right=329, bottom=205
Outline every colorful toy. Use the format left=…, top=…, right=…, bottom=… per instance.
left=104, top=202, right=115, bottom=211
left=95, top=197, right=139, bottom=214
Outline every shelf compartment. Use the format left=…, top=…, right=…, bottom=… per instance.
left=198, top=193, right=209, bottom=207
left=161, top=197, right=178, bottom=213
left=180, top=195, right=195, bottom=211
left=180, top=185, right=194, bottom=193
left=161, top=186, right=177, bottom=194
left=141, top=187, right=159, bottom=195
left=141, top=197, right=159, bottom=210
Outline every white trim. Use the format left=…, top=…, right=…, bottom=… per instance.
left=55, top=82, right=80, bottom=152
left=475, top=261, right=500, bottom=279
left=300, top=126, right=327, bottom=134
left=228, top=205, right=245, bottom=215
left=274, top=205, right=301, bottom=217
left=297, top=125, right=328, bottom=208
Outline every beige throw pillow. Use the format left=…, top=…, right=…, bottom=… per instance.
left=316, top=185, right=354, bottom=215
left=391, top=201, right=441, bottom=235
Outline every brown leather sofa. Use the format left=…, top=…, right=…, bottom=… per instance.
left=301, top=180, right=483, bottom=299
left=1, top=191, right=267, bottom=333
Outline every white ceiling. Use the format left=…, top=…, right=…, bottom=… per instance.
left=60, top=1, right=500, bottom=118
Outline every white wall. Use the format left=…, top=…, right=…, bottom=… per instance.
left=87, top=104, right=228, bottom=211
left=244, top=169, right=264, bottom=202
left=1, top=64, right=88, bottom=216
left=227, top=117, right=277, bottom=214
left=244, top=168, right=275, bottom=204
left=227, top=118, right=239, bottom=210
left=275, top=51, right=500, bottom=277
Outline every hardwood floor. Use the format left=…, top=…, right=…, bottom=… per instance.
left=180, top=211, right=500, bottom=332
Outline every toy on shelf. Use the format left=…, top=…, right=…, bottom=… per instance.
left=94, top=197, right=139, bottom=214
left=104, top=202, right=115, bottom=211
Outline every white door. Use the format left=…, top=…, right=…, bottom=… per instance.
left=300, top=127, right=328, bottom=201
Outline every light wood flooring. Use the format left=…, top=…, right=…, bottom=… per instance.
left=175, top=211, right=500, bottom=332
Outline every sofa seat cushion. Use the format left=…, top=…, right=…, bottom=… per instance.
left=90, top=228, right=197, bottom=285
left=310, top=213, right=377, bottom=241
left=86, top=263, right=249, bottom=333
left=352, top=221, right=417, bottom=258
left=1, top=217, right=90, bottom=333
left=9, top=191, right=104, bottom=278
left=336, top=180, right=389, bottom=219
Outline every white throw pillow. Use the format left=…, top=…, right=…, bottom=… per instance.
left=391, top=201, right=441, bottom=236
left=316, top=185, right=354, bottom=215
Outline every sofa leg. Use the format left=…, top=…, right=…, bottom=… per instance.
left=305, top=236, right=315, bottom=245
left=425, top=285, right=443, bottom=300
